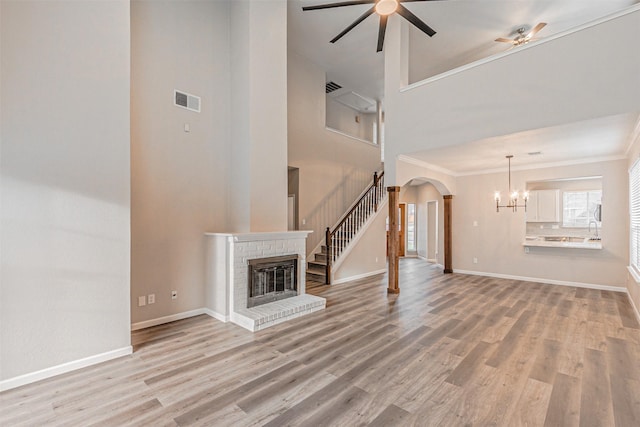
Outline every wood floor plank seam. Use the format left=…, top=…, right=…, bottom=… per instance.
left=3, top=259, right=640, bottom=426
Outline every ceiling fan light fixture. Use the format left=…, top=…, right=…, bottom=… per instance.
left=375, top=0, right=398, bottom=16
left=303, top=0, right=436, bottom=52
left=496, top=22, right=547, bottom=47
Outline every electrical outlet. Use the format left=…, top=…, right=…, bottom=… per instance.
left=171, top=290, right=178, bottom=300
left=473, top=257, right=478, bottom=264
left=138, top=296, right=146, bottom=307
left=148, top=294, right=155, bottom=304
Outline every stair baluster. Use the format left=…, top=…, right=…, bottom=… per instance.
left=320, top=170, right=385, bottom=285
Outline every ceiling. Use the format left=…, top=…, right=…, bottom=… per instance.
left=405, top=113, right=640, bottom=175
left=288, top=0, right=640, bottom=173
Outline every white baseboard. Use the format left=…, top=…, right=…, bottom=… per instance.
left=627, top=290, right=640, bottom=325
left=0, top=346, right=132, bottom=392
left=203, top=308, right=229, bottom=323
left=332, top=269, right=387, bottom=285
left=452, top=269, right=626, bottom=293
left=131, top=308, right=209, bottom=331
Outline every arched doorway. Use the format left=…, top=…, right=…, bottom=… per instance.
left=387, top=176, right=454, bottom=293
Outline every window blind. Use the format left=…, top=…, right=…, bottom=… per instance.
left=630, top=159, right=640, bottom=275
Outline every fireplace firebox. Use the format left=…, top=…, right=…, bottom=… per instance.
left=247, top=255, right=298, bottom=308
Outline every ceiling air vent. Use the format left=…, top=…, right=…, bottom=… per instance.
left=174, top=90, right=201, bottom=113
left=325, top=81, right=342, bottom=94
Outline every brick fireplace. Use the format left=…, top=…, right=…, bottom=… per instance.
left=204, top=231, right=325, bottom=331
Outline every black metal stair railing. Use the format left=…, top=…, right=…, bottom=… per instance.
left=325, top=171, right=385, bottom=284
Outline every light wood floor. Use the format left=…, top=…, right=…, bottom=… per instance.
left=2, top=258, right=639, bottom=426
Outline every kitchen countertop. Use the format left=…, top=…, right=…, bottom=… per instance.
left=522, top=236, right=603, bottom=250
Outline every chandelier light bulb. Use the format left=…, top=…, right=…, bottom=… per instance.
left=494, top=155, right=527, bottom=213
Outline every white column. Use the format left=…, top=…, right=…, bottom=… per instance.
left=229, top=0, right=288, bottom=232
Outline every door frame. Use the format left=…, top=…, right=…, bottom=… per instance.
left=426, top=200, right=438, bottom=262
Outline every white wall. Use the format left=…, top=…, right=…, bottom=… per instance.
left=395, top=157, right=456, bottom=195
left=452, top=160, right=628, bottom=288
left=1, top=0, right=131, bottom=382
left=288, top=52, right=383, bottom=254
left=384, top=8, right=640, bottom=185
left=229, top=0, right=288, bottom=233
left=333, top=203, right=387, bottom=282
left=326, top=97, right=376, bottom=143
left=130, top=0, right=231, bottom=325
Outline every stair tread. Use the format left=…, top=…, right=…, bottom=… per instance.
left=308, top=171, right=384, bottom=285
left=308, top=260, right=327, bottom=267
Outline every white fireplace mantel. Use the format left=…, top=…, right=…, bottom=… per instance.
left=204, top=231, right=325, bottom=331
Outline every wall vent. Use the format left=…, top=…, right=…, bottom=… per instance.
left=174, top=90, right=201, bottom=113
left=325, top=81, right=342, bottom=94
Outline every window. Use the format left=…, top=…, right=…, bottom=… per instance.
left=562, top=190, right=601, bottom=228
left=630, top=159, right=640, bottom=276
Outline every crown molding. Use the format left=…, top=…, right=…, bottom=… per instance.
left=624, top=115, right=640, bottom=157
left=401, top=3, right=640, bottom=92
left=397, top=153, right=627, bottom=178
left=397, top=154, right=458, bottom=176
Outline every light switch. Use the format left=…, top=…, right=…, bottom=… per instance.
left=184, top=123, right=190, bottom=133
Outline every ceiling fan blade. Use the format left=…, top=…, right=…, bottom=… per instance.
left=330, top=6, right=376, bottom=43
left=302, top=0, right=375, bottom=11
left=526, top=22, right=547, bottom=38
left=495, top=37, right=513, bottom=43
left=396, top=4, right=436, bottom=37
left=377, top=15, right=388, bottom=52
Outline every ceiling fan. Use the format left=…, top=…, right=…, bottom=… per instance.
left=302, top=0, right=442, bottom=52
left=495, top=23, right=547, bottom=47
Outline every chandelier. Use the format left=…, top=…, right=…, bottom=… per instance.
left=494, top=155, right=528, bottom=212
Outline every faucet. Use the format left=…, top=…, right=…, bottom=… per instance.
left=589, top=220, right=600, bottom=240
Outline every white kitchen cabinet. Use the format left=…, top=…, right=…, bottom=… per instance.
left=526, top=189, right=560, bottom=222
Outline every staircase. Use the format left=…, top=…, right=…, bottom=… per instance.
left=306, top=246, right=329, bottom=284
left=307, top=171, right=385, bottom=285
